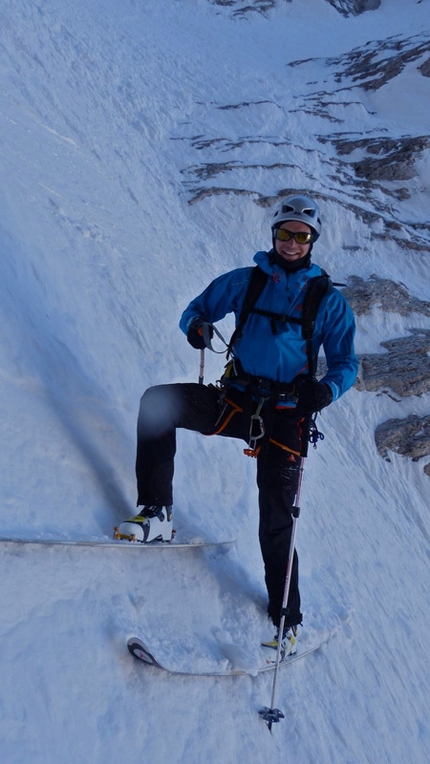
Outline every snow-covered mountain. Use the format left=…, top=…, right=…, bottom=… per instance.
left=0, top=1, right=429, bottom=761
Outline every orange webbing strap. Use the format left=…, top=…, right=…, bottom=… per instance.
left=268, top=438, right=301, bottom=457
left=212, top=398, right=243, bottom=436
left=244, top=438, right=300, bottom=459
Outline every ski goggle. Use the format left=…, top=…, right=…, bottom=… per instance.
left=274, top=228, right=312, bottom=245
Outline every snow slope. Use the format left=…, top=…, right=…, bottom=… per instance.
left=0, top=0, right=429, bottom=761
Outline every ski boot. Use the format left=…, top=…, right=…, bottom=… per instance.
left=262, top=625, right=299, bottom=659
left=114, top=505, right=173, bottom=543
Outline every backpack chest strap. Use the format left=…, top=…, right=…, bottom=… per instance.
left=250, top=306, right=302, bottom=334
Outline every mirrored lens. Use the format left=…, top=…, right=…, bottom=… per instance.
left=275, top=229, right=312, bottom=244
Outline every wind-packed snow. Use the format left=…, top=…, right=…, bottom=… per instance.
left=0, top=1, right=429, bottom=762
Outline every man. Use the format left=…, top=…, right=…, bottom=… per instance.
left=118, top=195, right=358, bottom=655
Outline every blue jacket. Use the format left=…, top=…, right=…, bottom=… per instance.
left=180, top=251, right=358, bottom=402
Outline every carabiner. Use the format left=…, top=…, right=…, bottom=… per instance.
left=244, top=398, right=266, bottom=456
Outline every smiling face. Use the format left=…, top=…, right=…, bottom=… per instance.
left=274, top=220, right=312, bottom=264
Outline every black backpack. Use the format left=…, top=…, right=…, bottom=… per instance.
left=227, top=265, right=333, bottom=379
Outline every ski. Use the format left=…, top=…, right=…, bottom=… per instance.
left=127, top=634, right=330, bottom=677
left=0, top=537, right=235, bottom=550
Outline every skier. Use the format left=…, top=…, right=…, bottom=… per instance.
left=118, top=195, right=358, bottom=655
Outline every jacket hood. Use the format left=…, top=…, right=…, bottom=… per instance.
left=253, top=250, right=323, bottom=280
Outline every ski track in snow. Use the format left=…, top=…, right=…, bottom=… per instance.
left=0, top=0, right=429, bottom=762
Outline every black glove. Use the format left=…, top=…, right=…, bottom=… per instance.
left=296, top=380, right=333, bottom=414
left=186, top=318, right=214, bottom=350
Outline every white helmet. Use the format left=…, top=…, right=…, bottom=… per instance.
left=271, top=195, right=321, bottom=241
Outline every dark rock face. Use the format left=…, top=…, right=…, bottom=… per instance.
left=319, top=277, right=430, bottom=473
left=318, top=327, right=430, bottom=400
left=328, top=135, right=430, bottom=182
left=209, top=0, right=382, bottom=16
left=343, top=276, right=430, bottom=319
left=375, top=415, right=430, bottom=462
left=326, top=0, right=381, bottom=16
left=355, top=330, right=430, bottom=399
left=323, top=33, right=430, bottom=90
left=208, top=0, right=279, bottom=16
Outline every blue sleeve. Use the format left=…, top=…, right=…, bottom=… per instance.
left=317, top=290, right=358, bottom=400
left=179, top=267, right=252, bottom=335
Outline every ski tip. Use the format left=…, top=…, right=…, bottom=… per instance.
left=127, top=637, right=163, bottom=669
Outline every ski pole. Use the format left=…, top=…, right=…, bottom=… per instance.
left=259, top=418, right=311, bottom=731
left=198, top=348, right=205, bottom=384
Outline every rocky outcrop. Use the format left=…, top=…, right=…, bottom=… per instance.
left=327, top=135, right=430, bottom=183
left=419, top=58, right=430, bottom=77
left=317, top=328, right=430, bottom=400
left=357, top=333, right=430, bottom=471
left=327, top=0, right=381, bottom=16
left=326, top=33, right=430, bottom=90
left=355, top=330, right=430, bottom=399
left=343, top=275, right=430, bottom=318
left=209, top=0, right=383, bottom=16
left=375, top=415, right=430, bottom=462
left=320, top=276, right=430, bottom=473
left=208, top=0, right=277, bottom=16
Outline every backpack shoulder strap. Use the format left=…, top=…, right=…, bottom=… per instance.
left=301, top=271, right=333, bottom=378
left=227, top=266, right=268, bottom=358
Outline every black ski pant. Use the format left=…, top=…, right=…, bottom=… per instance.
left=135, top=382, right=304, bottom=629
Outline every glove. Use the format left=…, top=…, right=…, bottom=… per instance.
left=296, top=380, right=333, bottom=414
left=186, top=318, right=214, bottom=350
